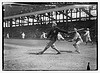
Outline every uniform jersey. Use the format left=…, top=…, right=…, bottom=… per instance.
left=57, top=33, right=64, bottom=40
left=73, top=32, right=83, bottom=42
left=84, top=30, right=90, bottom=37
left=41, top=32, right=47, bottom=38
left=47, top=26, right=67, bottom=41
left=84, top=30, right=92, bottom=42
left=22, top=33, right=25, bottom=39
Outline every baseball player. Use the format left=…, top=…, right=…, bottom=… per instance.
left=7, top=33, right=9, bottom=39
left=22, top=32, right=25, bottom=39
left=36, top=22, right=68, bottom=55
left=41, top=32, right=47, bottom=39
left=84, top=28, right=93, bottom=45
left=69, top=28, right=83, bottom=53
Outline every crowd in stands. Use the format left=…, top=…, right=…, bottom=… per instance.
left=4, top=4, right=56, bottom=17
left=4, top=2, right=76, bottom=17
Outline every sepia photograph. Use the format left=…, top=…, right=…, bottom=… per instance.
left=2, top=2, right=98, bottom=71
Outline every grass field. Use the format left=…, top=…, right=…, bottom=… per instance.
left=3, top=39, right=97, bottom=71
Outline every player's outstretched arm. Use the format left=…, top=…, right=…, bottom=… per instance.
left=68, top=28, right=84, bottom=34
left=57, top=27, right=68, bottom=34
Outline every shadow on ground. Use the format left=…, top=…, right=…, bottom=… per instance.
left=27, top=52, right=58, bottom=55
left=27, top=50, right=74, bottom=55
left=60, top=50, right=74, bottom=53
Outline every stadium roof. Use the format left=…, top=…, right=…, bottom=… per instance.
left=3, top=2, right=97, bottom=19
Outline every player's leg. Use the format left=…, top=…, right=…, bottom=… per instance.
left=73, top=40, right=82, bottom=53
left=23, top=36, right=24, bottom=39
left=7, top=35, right=9, bottom=39
left=44, top=34, right=47, bottom=39
left=57, top=35, right=61, bottom=41
left=51, top=44, right=61, bottom=54
left=60, top=35, right=65, bottom=41
left=76, top=40, right=83, bottom=53
left=88, top=37, right=93, bottom=45
left=37, top=40, right=55, bottom=54
left=85, top=37, right=88, bottom=45
left=22, top=35, right=24, bottom=39
left=43, top=35, right=45, bottom=39
left=40, top=35, right=42, bottom=39
left=73, top=44, right=80, bottom=53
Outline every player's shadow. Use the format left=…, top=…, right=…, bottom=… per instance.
left=28, top=52, right=38, bottom=55
left=27, top=50, right=74, bottom=55
left=28, top=52, right=57, bottom=55
left=60, top=50, right=74, bottom=53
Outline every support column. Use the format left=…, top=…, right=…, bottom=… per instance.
left=66, top=10, right=68, bottom=31
left=27, top=17, right=29, bottom=25
left=43, top=15, right=44, bottom=24
left=48, top=13, right=50, bottom=24
left=15, top=18, right=17, bottom=26
left=63, top=10, right=64, bottom=22
left=96, top=5, right=98, bottom=17
left=5, top=20, right=7, bottom=27
left=76, top=8, right=77, bottom=21
left=19, top=17, right=20, bottom=26
left=9, top=19, right=12, bottom=27
left=56, top=11, right=57, bottom=23
left=70, top=9, right=72, bottom=22
left=79, top=8, right=81, bottom=21
left=40, top=15, right=42, bottom=25
left=6, top=20, right=8, bottom=27
left=59, top=13, right=60, bottom=23
left=89, top=7, right=91, bottom=20
left=32, top=16, right=34, bottom=25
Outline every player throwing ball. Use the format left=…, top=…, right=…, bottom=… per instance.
left=36, top=22, right=68, bottom=55
left=69, top=28, right=83, bottom=53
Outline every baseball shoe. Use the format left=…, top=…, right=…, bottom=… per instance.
left=56, top=52, right=61, bottom=54
left=73, top=44, right=76, bottom=46
left=36, top=52, right=43, bottom=55
left=75, top=50, right=80, bottom=54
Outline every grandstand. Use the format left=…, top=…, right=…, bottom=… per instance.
left=3, top=2, right=98, bottom=71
